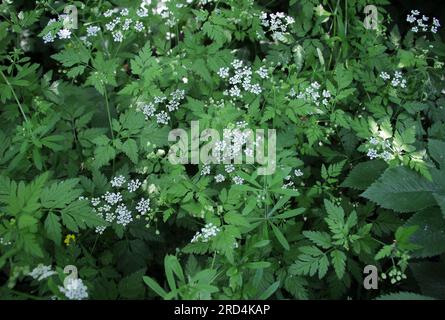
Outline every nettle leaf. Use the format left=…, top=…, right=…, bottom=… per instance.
left=361, top=166, right=438, bottom=213
left=404, top=208, right=445, bottom=258
left=341, top=160, right=387, bottom=190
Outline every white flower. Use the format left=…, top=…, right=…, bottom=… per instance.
left=90, top=197, right=101, bottom=207
left=134, top=21, right=145, bottom=32
left=369, top=137, right=379, bottom=145
left=127, top=179, right=141, bottom=192
left=137, top=8, right=149, bottom=17
left=122, top=18, right=132, bottom=31
left=136, top=198, right=150, bottom=215
left=229, top=85, right=241, bottom=97
left=367, top=149, right=378, bottom=160
left=249, top=83, right=262, bottom=95
left=156, top=111, right=170, bottom=125
left=120, top=8, right=129, bottom=16
left=43, top=32, right=55, bottom=43
left=201, top=165, right=211, bottom=176
left=59, top=278, right=88, bottom=300
left=215, top=174, right=225, bottom=183
left=218, top=67, right=230, bottom=79
left=112, top=31, right=123, bottom=42
left=256, top=66, right=269, bottom=79
left=381, top=151, right=393, bottom=161
left=379, top=71, right=390, bottom=81
left=104, top=9, right=115, bottom=17
left=140, top=103, right=156, bottom=119
left=57, top=28, right=71, bottom=39
left=86, top=25, right=100, bottom=37
left=111, top=175, right=126, bottom=188
left=294, top=169, right=304, bottom=177
left=95, top=226, right=106, bottom=234
left=115, top=204, right=133, bottom=226
left=406, top=11, right=440, bottom=34
left=191, top=223, right=221, bottom=243
left=233, top=176, right=244, bottom=185
left=29, top=264, right=56, bottom=281
left=225, top=164, right=235, bottom=173
left=103, top=192, right=122, bottom=205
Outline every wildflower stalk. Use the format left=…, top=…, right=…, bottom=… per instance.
left=0, top=69, right=28, bottom=123
left=103, top=88, right=115, bottom=141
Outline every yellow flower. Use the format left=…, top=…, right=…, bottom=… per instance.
left=64, top=234, right=76, bottom=246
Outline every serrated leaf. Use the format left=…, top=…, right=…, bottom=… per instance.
left=341, top=160, right=387, bottom=190
left=121, top=139, right=138, bottom=164
left=44, top=212, right=62, bottom=244
left=303, top=231, right=332, bottom=249
left=361, top=167, right=438, bottom=213
left=330, top=250, right=346, bottom=279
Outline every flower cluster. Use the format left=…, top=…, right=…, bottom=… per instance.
left=103, top=7, right=147, bottom=42
left=28, top=264, right=56, bottom=281
left=366, top=136, right=393, bottom=162
left=86, top=176, right=152, bottom=234
left=219, top=60, right=266, bottom=99
left=379, top=71, right=407, bottom=89
left=199, top=121, right=256, bottom=184
left=59, top=278, right=89, bottom=300
left=191, top=223, right=221, bottom=243
left=41, top=17, right=72, bottom=43
left=406, top=10, right=440, bottom=34
left=290, top=82, right=332, bottom=111
left=137, top=89, right=186, bottom=125
left=260, top=12, right=295, bottom=42
left=41, top=6, right=149, bottom=45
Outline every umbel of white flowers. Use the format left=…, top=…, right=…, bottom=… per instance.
left=168, top=121, right=276, bottom=175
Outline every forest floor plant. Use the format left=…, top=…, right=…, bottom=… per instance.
left=0, top=0, right=444, bottom=300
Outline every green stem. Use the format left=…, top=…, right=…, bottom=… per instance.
left=0, top=70, right=28, bottom=123
left=103, top=88, right=115, bottom=140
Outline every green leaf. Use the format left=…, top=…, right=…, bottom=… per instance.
left=40, top=179, right=82, bottom=209
left=429, top=139, right=445, bottom=168
left=224, top=212, right=250, bottom=227
left=143, top=276, right=167, bottom=299
left=271, top=223, right=290, bottom=251
left=94, top=145, right=116, bottom=168
left=361, top=167, right=438, bottom=213
left=404, top=208, right=445, bottom=257
left=303, top=231, right=332, bottom=249
left=44, top=212, right=62, bottom=244
left=258, top=281, right=280, bottom=300
left=51, top=46, right=89, bottom=67
left=121, top=139, right=138, bottom=164
left=330, top=250, right=346, bottom=279
left=341, top=160, right=387, bottom=190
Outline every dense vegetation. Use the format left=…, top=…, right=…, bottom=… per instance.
left=0, top=0, right=445, bottom=300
